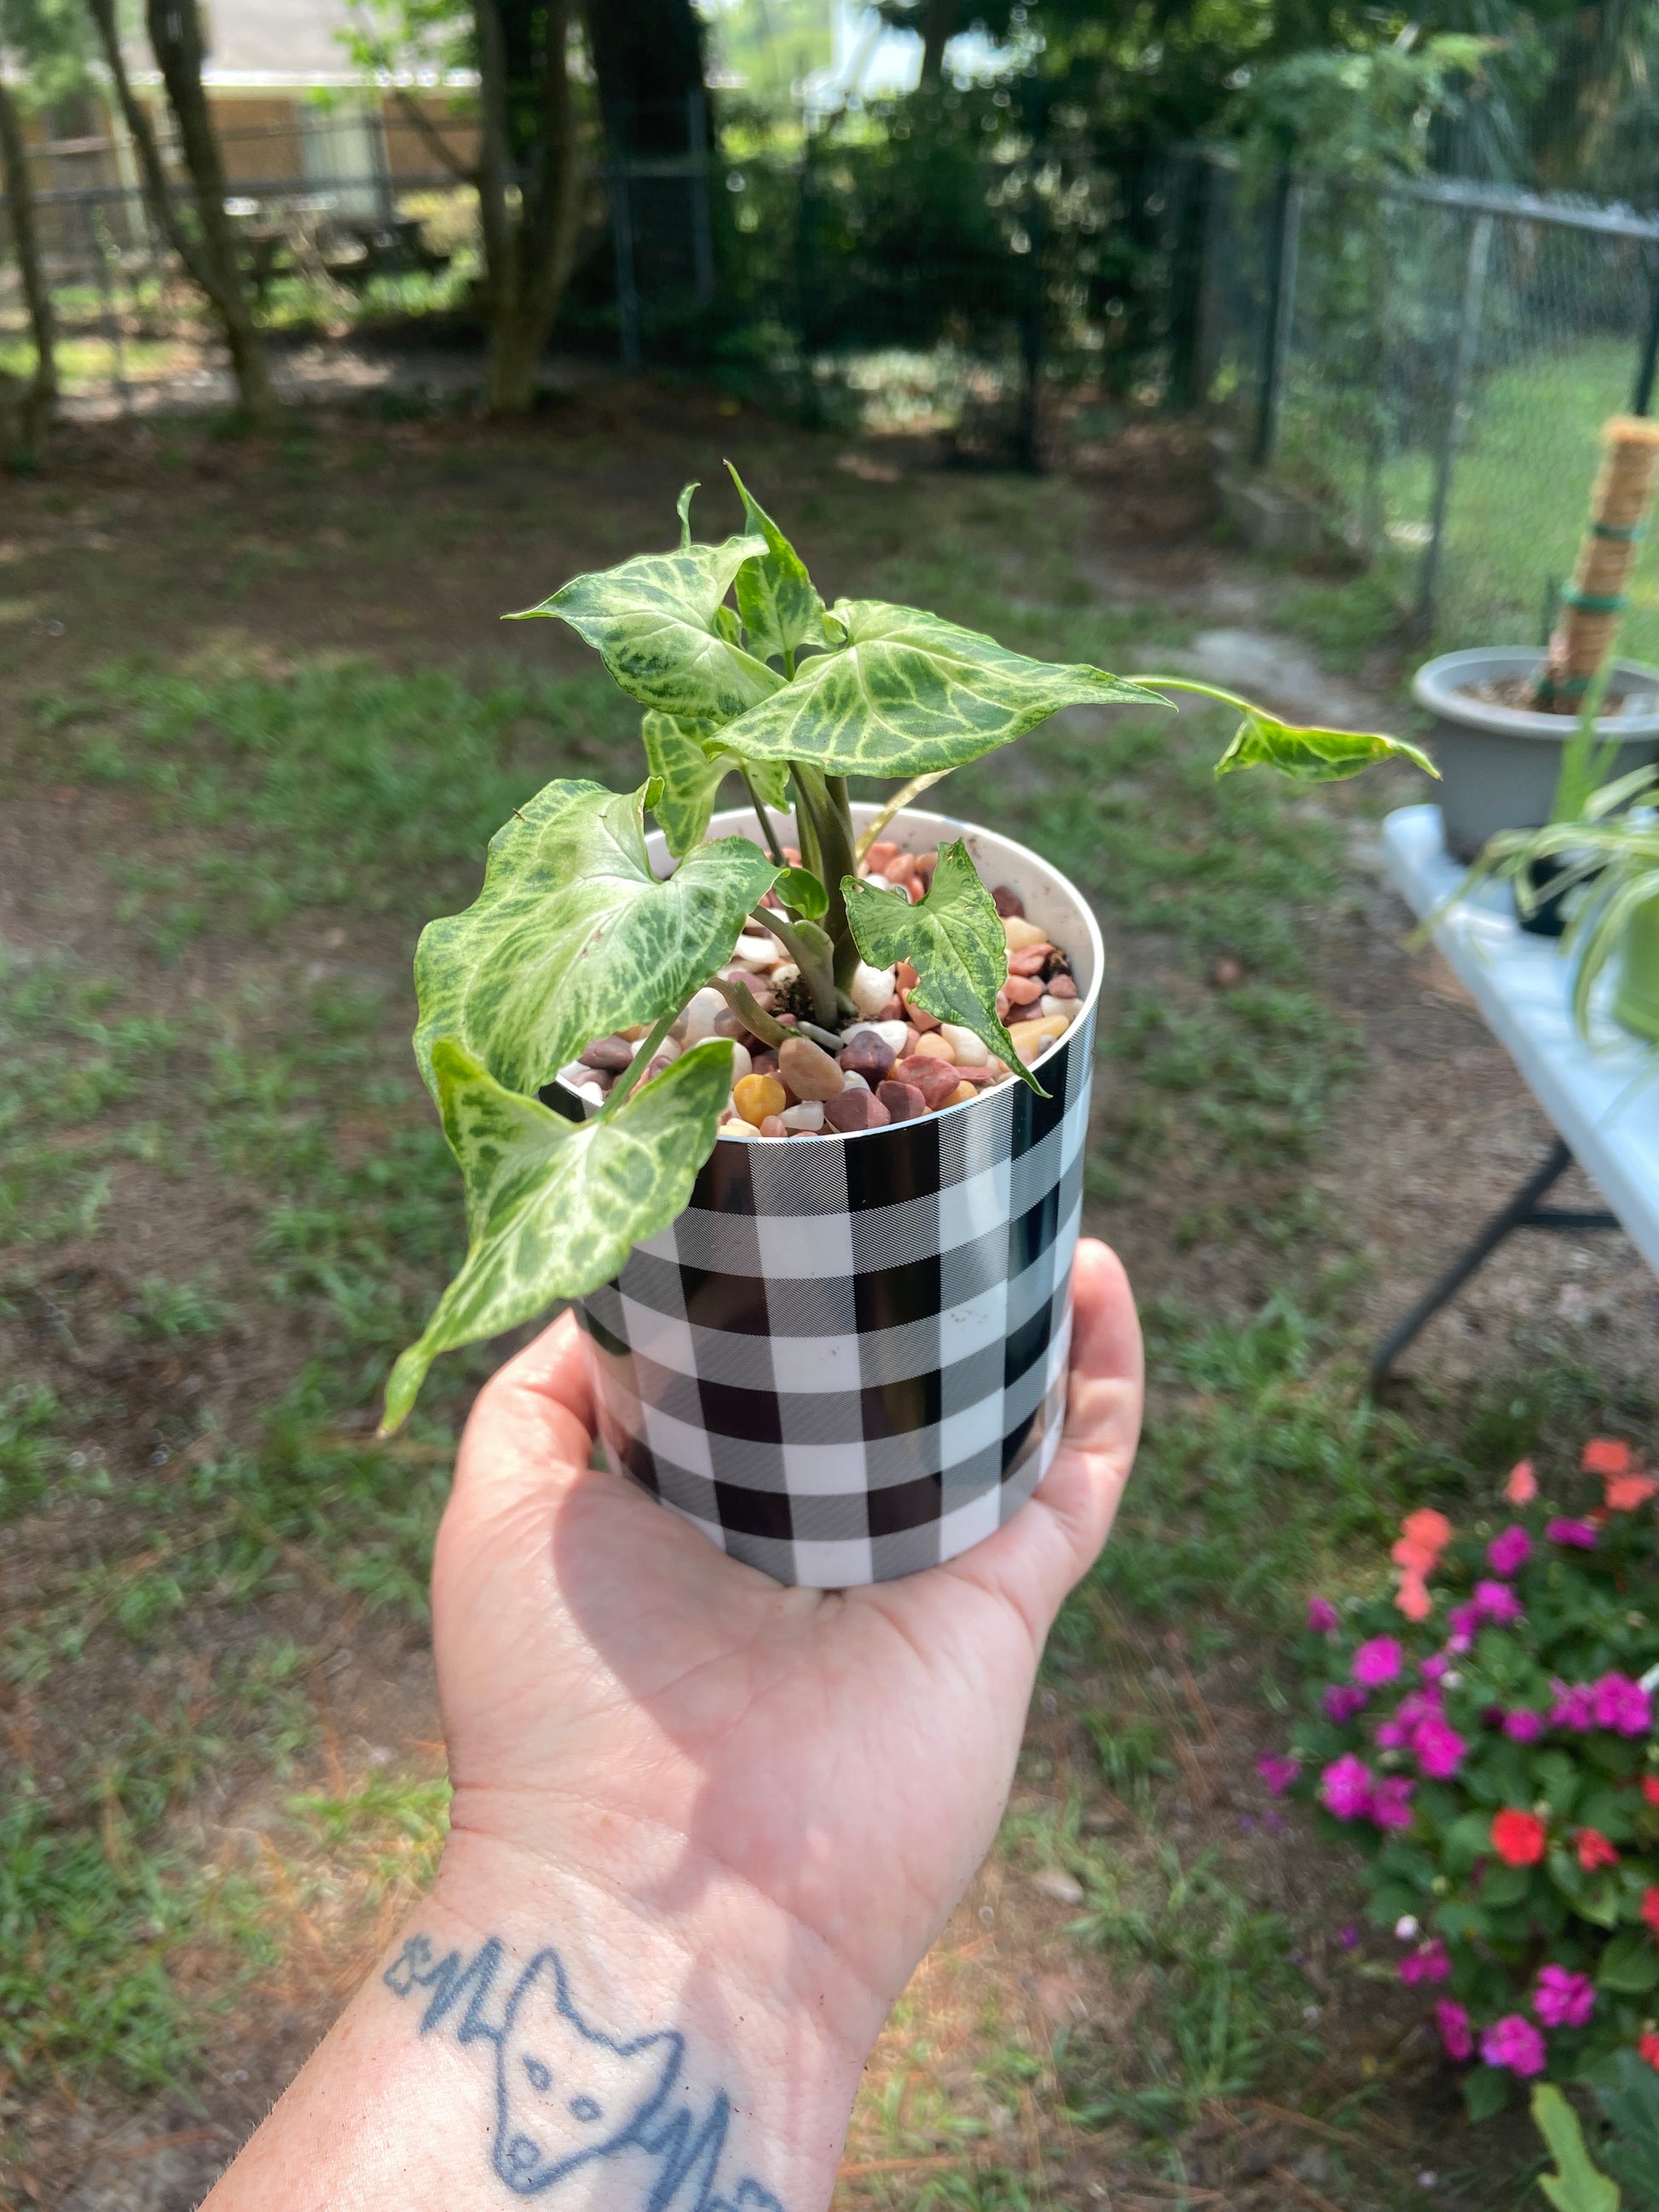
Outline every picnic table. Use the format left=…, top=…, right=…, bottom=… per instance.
left=1373, top=802, right=1659, bottom=1383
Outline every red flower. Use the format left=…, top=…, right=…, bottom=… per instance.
left=1641, top=2032, right=1659, bottom=2074
left=1607, top=1472, right=1659, bottom=1511
left=1643, top=1888, right=1659, bottom=1937
left=1491, top=1810, right=1547, bottom=1867
left=1583, top=1438, right=1634, bottom=1477
left=1577, top=1828, right=1621, bottom=1872
left=1643, top=1778, right=1659, bottom=1809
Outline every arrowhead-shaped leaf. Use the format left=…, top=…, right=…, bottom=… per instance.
left=1213, top=709, right=1438, bottom=783
left=843, top=839, right=1043, bottom=1093
left=381, top=1037, right=734, bottom=1430
left=413, top=777, right=778, bottom=1100
left=719, top=599, right=1162, bottom=776
left=641, top=711, right=789, bottom=860
left=512, top=535, right=783, bottom=723
left=726, top=463, right=830, bottom=665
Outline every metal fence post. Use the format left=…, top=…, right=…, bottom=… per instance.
left=1413, top=211, right=1494, bottom=641
left=686, top=89, right=714, bottom=307
left=1633, top=246, right=1659, bottom=416
left=1251, top=165, right=1303, bottom=467
left=610, top=156, right=642, bottom=372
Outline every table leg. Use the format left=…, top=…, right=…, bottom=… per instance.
left=1368, top=1137, right=1620, bottom=1389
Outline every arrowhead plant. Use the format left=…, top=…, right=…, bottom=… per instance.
left=383, top=468, right=1435, bottom=1428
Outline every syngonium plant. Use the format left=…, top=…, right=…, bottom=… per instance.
left=380, top=469, right=1435, bottom=1429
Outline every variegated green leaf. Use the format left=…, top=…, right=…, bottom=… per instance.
left=381, top=1037, right=733, bottom=1430
left=719, top=599, right=1162, bottom=776
left=774, top=863, right=828, bottom=920
left=512, top=534, right=782, bottom=723
left=641, top=711, right=789, bottom=860
left=843, top=840, right=1041, bottom=1093
left=726, top=463, right=830, bottom=666
left=1214, top=709, right=1437, bottom=783
left=413, top=777, right=777, bottom=1100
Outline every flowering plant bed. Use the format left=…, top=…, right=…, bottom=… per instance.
left=1262, top=1442, right=1659, bottom=2116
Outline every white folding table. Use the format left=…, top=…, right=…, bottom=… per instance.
left=1374, top=803, right=1659, bottom=1383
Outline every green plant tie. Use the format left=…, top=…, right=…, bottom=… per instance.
left=1590, top=520, right=1647, bottom=542
left=1561, top=588, right=1628, bottom=615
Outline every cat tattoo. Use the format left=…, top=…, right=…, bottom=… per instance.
left=384, top=1932, right=785, bottom=2208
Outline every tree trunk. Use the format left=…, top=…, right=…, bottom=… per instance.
left=473, top=0, right=582, bottom=417
left=0, top=75, right=56, bottom=407
left=920, top=0, right=959, bottom=84
left=84, top=0, right=278, bottom=424
left=583, top=0, right=707, bottom=155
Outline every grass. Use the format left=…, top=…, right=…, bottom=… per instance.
left=0, top=410, right=1648, bottom=2207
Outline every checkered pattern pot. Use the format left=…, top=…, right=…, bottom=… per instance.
left=562, top=804, right=1102, bottom=1588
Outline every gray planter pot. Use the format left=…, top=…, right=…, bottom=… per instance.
left=1413, top=647, right=1659, bottom=862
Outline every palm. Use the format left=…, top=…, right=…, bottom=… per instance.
left=432, top=1240, right=1142, bottom=2012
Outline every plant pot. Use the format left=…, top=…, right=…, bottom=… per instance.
left=1411, top=648, right=1659, bottom=863
left=552, top=802, right=1103, bottom=1590
left=1513, top=852, right=1602, bottom=940
left=1611, top=888, right=1659, bottom=1043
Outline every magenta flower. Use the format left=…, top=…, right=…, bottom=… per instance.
left=1487, top=1526, right=1532, bottom=1576
left=1400, top=1938, right=1452, bottom=1985
left=1591, top=1673, right=1651, bottom=1736
left=1371, top=1775, right=1416, bottom=1830
left=1319, top=1753, right=1374, bottom=1822
left=1550, top=1681, right=1598, bottom=1731
left=1546, top=1517, right=1598, bottom=1550
left=1413, top=1716, right=1469, bottom=1780
left=1481, top=2014, right=1547, bottom=2076
left=1307, top=1596, right=1340, bottom=1634
left=1503, top=1709, right=1545, bottom=1743
left=1337, top=1925, right=1361, bottom=1950
left=1533, top=1967, right=1596, bottom=2029
left=1352, top=1637, right=1405, bottom=1687
left=1257, top=1753, right=1301, bottom=1796
left=1448, top=1603, right=1482, bottom=1640
left=1436, top=2000, right=1474, bottom=2061
left=1321, top=1684, right=1368, bottom=1724
left=1419, top=1654, right=1450, bottom=1684
left=1472, top=1579, right=1524, bottom=1626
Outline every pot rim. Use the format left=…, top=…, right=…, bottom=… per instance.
left=554, top=800, right=1104, bottom=1146
left=1412, top=647, right=1659, bottom=742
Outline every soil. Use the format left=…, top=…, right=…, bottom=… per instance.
left=1, top=385, right=1650, bottom=2210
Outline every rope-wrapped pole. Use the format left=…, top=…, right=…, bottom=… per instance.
left=1534, top=416, right=1659, bottom=711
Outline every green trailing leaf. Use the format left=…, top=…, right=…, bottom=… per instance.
left=514, top=533, right=781, bottom=724
left=381, top=1038, right=733, bottom=1431
left=640, top=713, right=789, bottom=859
left=844, top=839, right=1041, bottom=1092
left=725, top=463, right=829, bottom=666
left=1531, top=2084, right=1621, bottom=2212
left=413, top=777, right=778, bottom=1100
left=675, top=479, right=697, bottom=550
left=1136, top=677, right=1438, bottom=783
left=720, top=599, right=1162, bottom=777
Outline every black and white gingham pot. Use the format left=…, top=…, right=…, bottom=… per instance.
left=561, top=803, right=1102, bottom=1588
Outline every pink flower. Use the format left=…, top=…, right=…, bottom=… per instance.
left=1551, top=1681, right=1597, bottom=1731
left=1396, top=1570, right=1433, bottom=1622
left=1503, top=1709, right=1545, bottom=1743
left=1505, top=1459, right=1538, bottom=1505
left=1583, top=1438, right=1634, bottom=1477
left=1413, top=1716, right=1469, bottom=1781
left=1533, top=1967, right=1596, bottom=2029
left=1487, top=1526, right=1533, bottom=1576
left=1257, top=1753, right=1301, bottom=1796
left=1321, top=1684, right=1368, bottom=1724
left=1352, top=1637, right=1404, bottom=1688
left=1481, top=2014, right=1547, bottom=2076
left=1591, top=1673, right=1651, bottom=1736
left=1472, top=1579, right=1523, bottom=1625
left=1547, top=1517, right=1598, bottom=1550
left=1319, top=1753, right=1374, bottom=1822
left=1400, top=1938, right=1452, bottom=1985
left=1448, top=1603, right=1483, bottom=1641
left=1306, top=1596, right=1339, bottom=1634
left=1371, top=1776, right=1416, bottom=1830
left=1420, top=1654, right=1450, bottom=1684
left=1436, top=2000, right=1474, bottom=2061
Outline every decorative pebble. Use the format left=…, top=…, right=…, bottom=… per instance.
left=849, top=960, right=897, bottom=1019
left=580, top=1035, right=634, bottom=1071
left=1007, top=946, right=1052, bottom=976
left=732, top=931, right=782, bottom=967
left=777, top=1034, right=844, bottom=1101
left=722, top=1120, right=760, bottom=1141
left=1008, top=1014, right=1069, bottom=1062
left=1046, top=972, right=1078, bottom=998
left=901, top=993, right=941, bottom=1032
left=824, top=1088, right=890, bottom=1132
left=992, top=884, right=1025, bottom=918
left=844, top=1019, right=909, bottom=1055
left=734, top=1073, right=786, bottom=1124
left=1003, top=915, right=1047, bottom=952
left=944, top=1081, right=979, bottom=1106
left=839, top=1031, right=895, bottom=1083
left=892, top=1054, right=960, bottom=1110
left=876, top=1079, right=928, bottom=1121
left=780, top=1100, right=824, bottom=1132
left=727, top=1042, right=753, bottom=1087
left=864, top=840, right=899, bottom=872
left=681, top=987, right=725, bottom=1045
left=912, top=1031, right=956, bottom=1063
left=940, top=1024, right=988, bottom=1065
left=1003, top=973, right=1043, bottom=1007
left=840, top=1068, right=870, bottom=1092
left=759, top=1115, right=789, bottom=1138
left=1040, top=996, right=1078, bottom=1024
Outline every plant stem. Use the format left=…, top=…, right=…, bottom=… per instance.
left=599, top=1005, right=680, bottom=1116
left=711, top=973, right=789, bottom=1047
left=853, top=769, right=953, bottom=861
left=749, top=904, right=837, bottom=1027
left=740, top=766, right=786, bottom=865
left=795, top=765, right=860, bottom=990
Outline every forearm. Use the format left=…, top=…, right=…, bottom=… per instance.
left=203, top=1831, right=874, bottom=2212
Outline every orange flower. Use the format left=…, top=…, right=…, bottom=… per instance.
left=1395, top=1571, right=1432, bottom=1622
left=1491, top=1810, right=1547, bottom=1866
left=1577, top=1828, right=1621, bottom=1873
left=1505, top=1460, right=1538, bottom=1505
left=1641, top=2031, right=1659, bottom=2074
left=1606, top=1472, right=1659, bottom=1512
left=1643, top=1887, right=1659, bottom=1936
left=1583, top=1438, right=1634, bottom=1477
left=1402, top=1508, right=1454, bottom=1555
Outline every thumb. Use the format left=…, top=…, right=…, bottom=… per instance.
left=443, top=1309, right=599, bottom=1551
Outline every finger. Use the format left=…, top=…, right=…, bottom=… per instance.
left=937, top=1239, right=1142, bottom=1644
left=449, top=1308, right=598, bottom=1528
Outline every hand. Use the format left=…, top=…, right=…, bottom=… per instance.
left=431, top=1236, right=1143, bottom=2042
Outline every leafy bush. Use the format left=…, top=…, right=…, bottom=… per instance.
left=1259, top=1440, right=1659, bottom=2117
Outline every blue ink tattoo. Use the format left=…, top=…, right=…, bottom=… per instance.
left=384, top=1933, right=785, bottom=2209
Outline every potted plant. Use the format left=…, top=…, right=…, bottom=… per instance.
left=379, top=467, right=1431, bottom=1585
left=1414, top=418, right=1659, bottom=865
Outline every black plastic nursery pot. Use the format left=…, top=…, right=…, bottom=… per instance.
left=548, top=802, right=1104, bottom=1590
